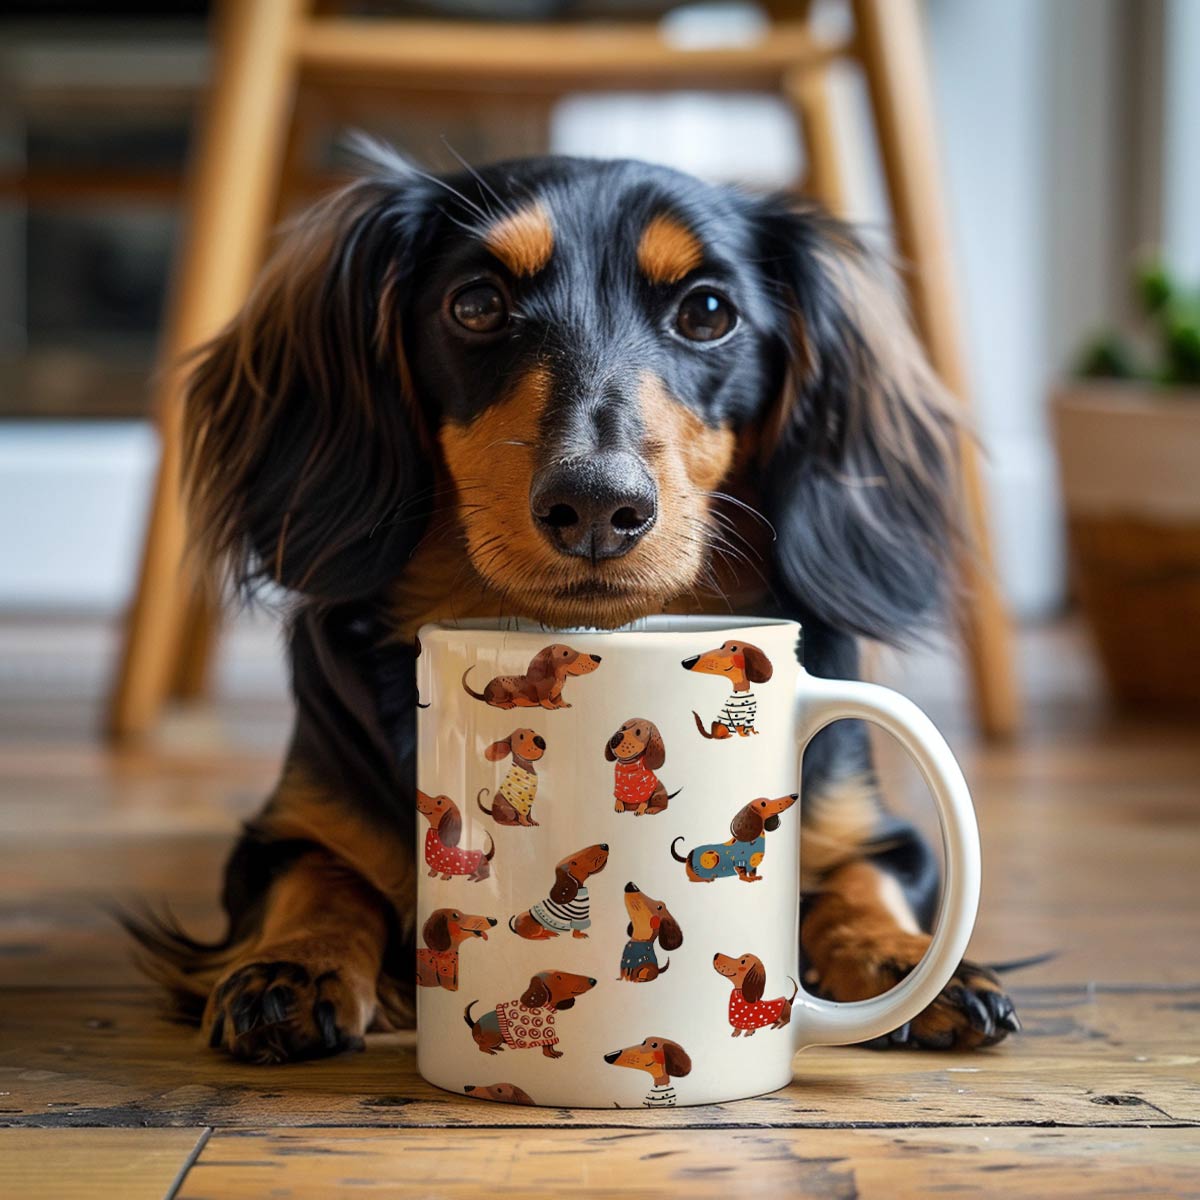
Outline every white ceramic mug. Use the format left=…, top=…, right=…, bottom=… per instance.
left=415, top=616, right=979, bottom=1109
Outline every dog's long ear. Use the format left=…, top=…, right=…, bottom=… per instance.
left=422, top=910, right=451, bottom=952
left=741, top=644, right=773, bottom=685
left=549, top=864, right=579, bottom=904
left=643, top=725, right=666, bottom=771
left=662, top=1041, right=692, bottom=1078
left=520, top=974, right=550, bottom=1009
left=183, top=161, right=436, bottom=601
left=484, top=739, right=512, bottom=763
left=525, top=647, right=557, bottom=682
left=439, top=805, right=462, bottom=848
left=604, top=736, right=617, bottom=763
left=753, top=201, right=963, bottom=643
left=742, top=959, right=766, bottom=1004
left=729, top=805, right=763, bottom=842
left=658, top=911, right=684, bottom=952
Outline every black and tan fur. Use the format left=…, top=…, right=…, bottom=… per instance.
left=121, top=147, right=1019, bottom=1061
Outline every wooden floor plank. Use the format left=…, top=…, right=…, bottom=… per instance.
left=0, top=1127, right=206, bottom=1200
left=176, top=1126, right=1200, bottom=1199
left=1, top=986, right=1195, bottom=1129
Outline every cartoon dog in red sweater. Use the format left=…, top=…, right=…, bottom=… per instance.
left=713, top=952, right=798, bottom=1036
left=605, top=718, right=680, bottom=816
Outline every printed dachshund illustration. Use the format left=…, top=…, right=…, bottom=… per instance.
left=465, top=970, right=596, bottom=1058
left=417, top=789, right=495, bottom=882
left=604, top=1037, right=692, bottom=1107
left=510, top=844, right=609, bottom=939
left=619, top=882, right=683, bottom=982
left=463, top=1082, right=535, bottom=1105
left=713, top=952, right=799, bottom=1035
left=477, top=728, right=546, bottom=826
left=605, top=718, right=680, bottom=816
left=416, top=909, right=497, bottom=991
left=682, top=640, right=773, bottom=738
left=671, top=794, right=797, bottom=883
left=462, top=644, right=601, bottom=709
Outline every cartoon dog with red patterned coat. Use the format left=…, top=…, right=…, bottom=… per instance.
left=417, top=789, right=494, bottom=882
left=605, top=718, right=680, bottom=816
left=713, top=952, right=798, bottom=1035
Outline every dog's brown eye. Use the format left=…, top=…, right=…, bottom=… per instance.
left=676, top=289, right=735, bottom=342
left=451, top=283, right=508, bottom=333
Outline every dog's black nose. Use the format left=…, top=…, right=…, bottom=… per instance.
left=533, top=735, right=546, bottom=750
left=530, top=454, right=657, bottom=560
left=587, top=977, right=597, bottom=986
left=609, top=731, right=623, bottom=749
left=713, top=953, right=719, bottom=961
left=625, top=881, right=639, bottom=893
left=589, top=654, right=602, bottom=663
left=464, top=1085, right=476, bottom=1092
left=681, top=655, right=699, bottom=670
left=599, top=844, right=609, bottom=852
left=604, top=1050, right=619, bottom=1064
left=487, top=917, right=498, bottom=926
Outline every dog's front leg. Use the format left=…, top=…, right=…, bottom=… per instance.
left=204, top=850, right=387, bottom=1064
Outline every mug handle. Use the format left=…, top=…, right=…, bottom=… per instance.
left=790, top=674, right=981, bottom=1050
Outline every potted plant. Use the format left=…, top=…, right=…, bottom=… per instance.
left=1053, top=264, right=1200, bottom=707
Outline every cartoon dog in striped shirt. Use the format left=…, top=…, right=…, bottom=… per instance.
left=682, top=640, right=773, bottom=739
left=604, top=1037, right=692, bottom=1107
left=509, top=844, right=609, bottom=939
left=605, top=718, right=680, bottom=816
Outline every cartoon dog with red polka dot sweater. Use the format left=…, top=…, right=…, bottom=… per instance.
left=605, top=718, right=680, bottom=816
left=713, top=952, right=798, bottom=1035
left=417, top=789, right=495, bottom=882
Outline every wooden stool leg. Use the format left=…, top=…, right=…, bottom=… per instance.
left=107, top=0, right=306, bottom=741
left=784, top=63, right=846, bottom=215
left=853, top=0, right=1020, bottom=738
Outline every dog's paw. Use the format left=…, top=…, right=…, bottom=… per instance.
left=204, top=956, right=372, bottom=1064
left=806, top=929, right=1021, bottom=1051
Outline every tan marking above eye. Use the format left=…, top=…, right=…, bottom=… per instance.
left=637, top=214, right=703, bottom=285
left=483, top=203, right=554, bottom=277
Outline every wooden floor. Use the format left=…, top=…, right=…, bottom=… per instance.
left=1, top=617, right=1197, bottom=1197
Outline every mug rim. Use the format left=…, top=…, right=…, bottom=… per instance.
left=417, top=614, right=799, bottom=643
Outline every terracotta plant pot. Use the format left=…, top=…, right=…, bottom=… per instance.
left=1053, top=382, right=1200, bottom=707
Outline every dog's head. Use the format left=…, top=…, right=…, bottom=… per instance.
left=485, top=727, right=546, bottom=765
left=521, top=969, right=597, bottom=1011
left=623, top=881, right=683, bottom=950
left=422, top=909, right=497, bottom=951
left=604, top=1037, right=692, bottom=1080
left=186, top=148, right=959, bottom=637
left=550, top=843, right=610, bottom=903
left=463, top=1083, right=534, bottom=1106
left=680, top=640, right=773, bottom=687
left=713, top=951, right=766, bottom=1002
left=605, top=718, right=665, bottom=768
left=729, top=793, right=798, bottom=842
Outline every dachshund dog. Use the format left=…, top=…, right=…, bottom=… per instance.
left=416, top=908, right=497, bottom=991
left=604, top=1037, right=692, bottom=1107
left=417, top=790, right=495, bottom=882
left=605, top=718, right=680, bottom=816
left=124, top=147, right=1020, bottom=1061
left=463, top=1082, right=534, bottom=1106
left=671, top=794, right=797, bottom=883
left=462, top=645, right=601, bottom=709
left=466, top=970, right=596, bottom=1058
left=683, top=640, right=773, bottom=739
left=713, top=952, right=799, bottom=1035
left=510, top=844, right=609, bottom=939
left=477, top=728, right=545, bottom=826
left=619, top=882, right=682, bottom=982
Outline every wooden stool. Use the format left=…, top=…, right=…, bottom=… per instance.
left=107, top=0, right=1019, bottom=741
